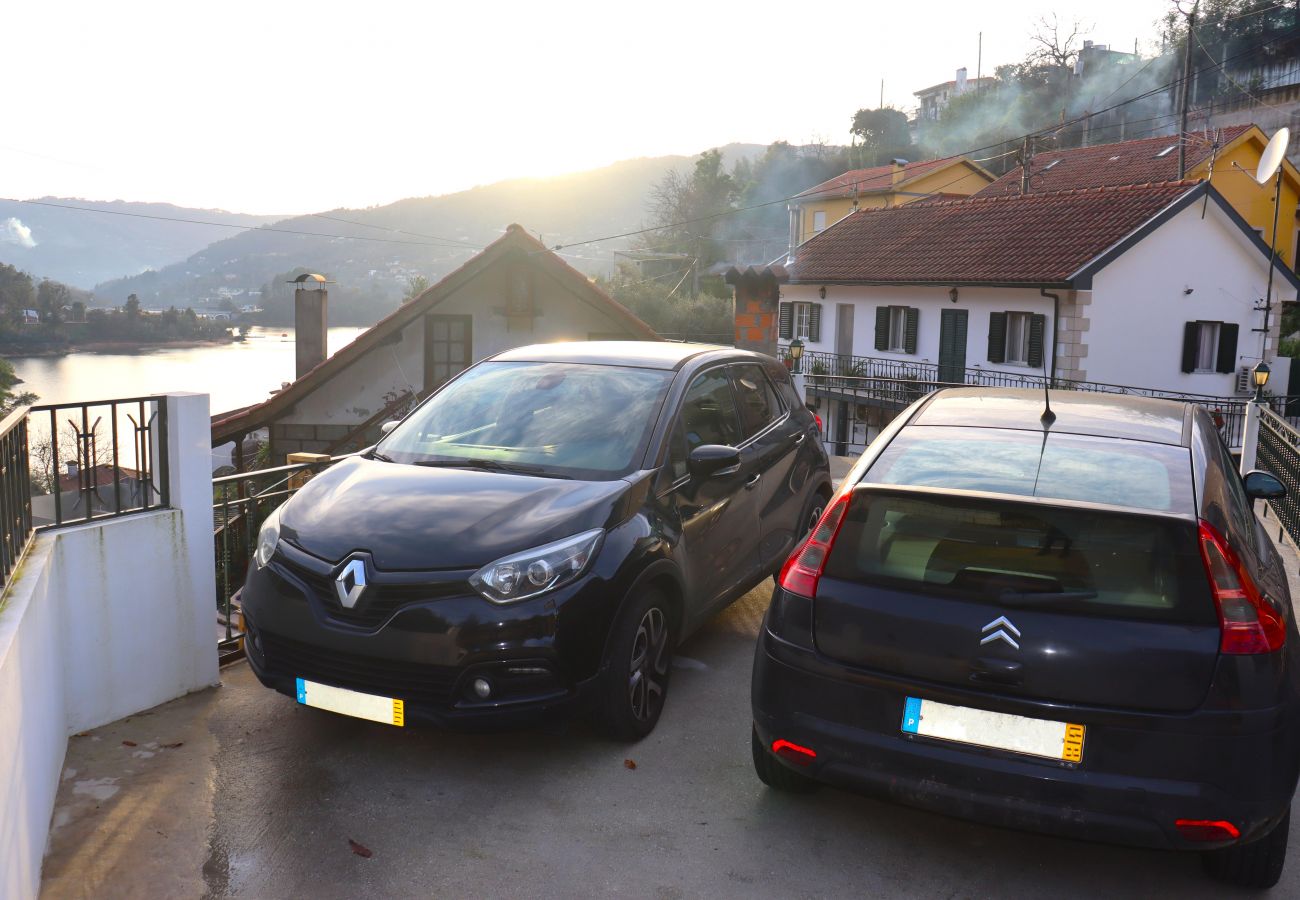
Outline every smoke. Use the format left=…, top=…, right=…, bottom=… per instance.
left=2, top=217, right=36, bottom=249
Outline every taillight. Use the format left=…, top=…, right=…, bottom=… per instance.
left=779, top=493, right=851, bottom=597
left=1197, top=520, right=1285, bottom=654
left=771, top=739, right=817, bottom=766
left=1175, top=819, right=1240, bottom=842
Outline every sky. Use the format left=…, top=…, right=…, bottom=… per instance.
left=4, top=0, right=1176, bottom=216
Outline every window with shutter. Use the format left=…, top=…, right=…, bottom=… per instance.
left=778, top=302, right=793, bottom=340
left=1027, top=314, right=1045, bottom=368
left=987, top=312, right=1007, bottom=363
left=904, top=308, right=919, bottom=354
left=1181, top=322, right=1198, bottom=373
left=1182, top=321, right=1227, bottom=373
left=808, top=304, right=822, bottom=342
left=875, top=306, right=890, bottom=351
left=1216, top=323, right=1238, bottom=374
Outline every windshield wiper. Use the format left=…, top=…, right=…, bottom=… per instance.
left=411, top=458, right=571, bottom=479
left=368, top=450, right=395, bottom=462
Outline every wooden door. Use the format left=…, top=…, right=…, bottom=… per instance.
left=938, top=308, right=968, bottom=385
left=424, top=314, right=473, bottom=393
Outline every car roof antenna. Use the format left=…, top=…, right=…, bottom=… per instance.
left=1040, top=360, right=1056, bottom=426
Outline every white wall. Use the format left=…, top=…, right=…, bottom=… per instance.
left=1089, top=200, right=1288, bottom=395
left=0, top=393, right=218, bottom=900
left=283, top=264, right=640, bottom=428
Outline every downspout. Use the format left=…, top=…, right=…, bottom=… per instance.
left=1039, top=288, right=1061, bottom=385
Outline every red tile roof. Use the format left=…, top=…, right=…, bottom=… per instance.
left=975, top=126, right=1255, bottom=197
left=790, top=181, right=1197, bottom=286
left=795, top=158, right=963, bottom=201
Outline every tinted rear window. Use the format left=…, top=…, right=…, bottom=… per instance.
left=824, top=490, right=1214, bottom=624
left=865, top=426, right=1194, bottom=514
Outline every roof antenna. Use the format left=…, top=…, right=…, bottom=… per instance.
left=1040, top=352, right=1056, bottom=426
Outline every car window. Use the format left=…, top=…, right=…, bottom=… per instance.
left=666, top=421, right=689, bottom=482
left=730, top=364, right=783, bottom=439
left=680, top=369, right=742, bottom=450
left=865, top=426, right=1195, bottom=514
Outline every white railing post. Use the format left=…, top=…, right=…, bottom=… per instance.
left=792, top=372, right=808, bottom=406
left=1241, top=400, right=1262, bottom=474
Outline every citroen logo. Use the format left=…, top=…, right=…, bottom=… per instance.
left=335, top=558, right=368, bottom=609
left=981, top=616, right=1021, bottom=649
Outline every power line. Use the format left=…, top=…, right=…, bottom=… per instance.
left=309, top=213, right=483, bottom=249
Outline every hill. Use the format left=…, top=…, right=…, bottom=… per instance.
left=0, top=199, right=281, bottom=288
left=90, top=145, right=765, bottom=325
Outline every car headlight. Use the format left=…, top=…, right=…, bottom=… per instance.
left=254, top=506, right=281, bottom=568
left=470, top=528, right=604, bottom=603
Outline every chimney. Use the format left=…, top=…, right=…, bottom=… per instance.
left=891, top=158, right=908, bottom=188
left=292, top=274, right=330, bottom=379
left=65, top=460, right=79, bottom=479
left=955, top=67, right=968, bottom=94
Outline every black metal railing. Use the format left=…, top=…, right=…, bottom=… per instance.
left=29, top=396, right=169, bottom=529
left=0, top=405, right=33, bottom=594
left=1256, top=407, right=1300, bottom=547
left=213, top=456, right=338, bottom=660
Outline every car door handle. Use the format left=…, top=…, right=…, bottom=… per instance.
left=792, top=433, right=806, bottom=446
left=745, top=473, right=762, bottom=489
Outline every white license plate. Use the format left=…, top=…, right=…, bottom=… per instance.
left=902, top=697, right=1084, bottom=762
left=296, top=677, right=405, bottom=727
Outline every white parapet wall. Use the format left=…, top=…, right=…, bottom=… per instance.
left=0, top=393, right=218, bottom=900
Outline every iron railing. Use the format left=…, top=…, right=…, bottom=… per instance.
left=1256, top=406, right=1300, bottom=548
left=213, top=455, right=339, bottom=660
left=0, top=405, right=33, bottom=595
left=30, top=396, right=169, bottom=529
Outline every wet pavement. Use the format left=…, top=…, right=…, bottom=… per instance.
left=38, top=478, right=1300, bottom=898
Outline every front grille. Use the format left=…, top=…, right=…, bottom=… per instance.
left=260, top=631, right=459, bottom=706
left=276, top=557, right=467, bottom=629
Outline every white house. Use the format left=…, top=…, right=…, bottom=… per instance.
left=769, top=180, right=1300, bottom=449
left=212, top=225, right=658, bottom=464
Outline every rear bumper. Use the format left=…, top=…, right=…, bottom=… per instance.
left=752, top=627, right=1298, bottom=851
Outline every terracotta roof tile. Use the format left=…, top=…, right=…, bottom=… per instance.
left=795, top=158, right=961, bottom=200
left=975, top=126, right=1254, bottom=197
left=790, top=181, right=1197, bottom=285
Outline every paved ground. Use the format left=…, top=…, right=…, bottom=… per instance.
left=40, top=472, right=1300, bottom=898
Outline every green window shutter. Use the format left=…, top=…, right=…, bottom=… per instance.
left=1027, top=314, right=1046, bottom=369
left=1181, top=322, right=1198, bottom=373
left=1216, top=322, right=1238, bottom=374
left=875, top=306, right=890, bottom=351
left=778, top=303, right=793, bottom=340
left=809, top=303, right=822, bottom=342
left=987, top=312, right=1007, bottom=363
left=904, top=308, right=919, bottom=354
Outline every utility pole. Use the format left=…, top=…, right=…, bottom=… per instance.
left=1020, top=135, right=1033, bottom=195
left=880, top=79, right=884, bottom=109
left=1177, top=3, right=1198, bottom=180
left=977, top=32, right=982, bottom=87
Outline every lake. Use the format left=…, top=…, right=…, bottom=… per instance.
left=9, top=326, right=368, bottom=415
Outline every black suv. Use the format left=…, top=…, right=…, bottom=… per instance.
left=752, top=387, right=1299, bottom=888
left=242, top=341, right=830, bottom=739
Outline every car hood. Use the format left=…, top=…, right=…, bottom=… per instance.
left=279, top=456, right=634, bottom=571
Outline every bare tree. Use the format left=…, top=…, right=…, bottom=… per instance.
left=1028, top=14, right=1091, bottom=69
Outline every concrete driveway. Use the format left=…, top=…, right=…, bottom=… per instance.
left=42, top=572, right=1299, bottom=899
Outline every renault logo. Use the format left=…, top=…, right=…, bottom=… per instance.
left=981, top=615, right=1021, bottom=649
left=335, top=558, right=368, bottom=609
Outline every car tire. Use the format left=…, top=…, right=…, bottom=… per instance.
left=598, top=587, right=675, bottom=742
left=799, top=488, right=830, bottom=539
left=751, top=725, right=818, bottom=793
left=1201, top=809, right=1290, bottom=889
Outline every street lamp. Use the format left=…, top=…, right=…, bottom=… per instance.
left=1253, top=360, right=1271, bottom=402
left=789, top=337, right=805, bottom=374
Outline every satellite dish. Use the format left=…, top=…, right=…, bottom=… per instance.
left=1256, top=127, right=1290, bottom=185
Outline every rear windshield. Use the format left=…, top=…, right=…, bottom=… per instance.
left=864, top=426, right=1194, bottom=514
left=823, top=490, right=1215, bottom=624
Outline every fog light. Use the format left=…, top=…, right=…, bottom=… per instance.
left=772, top=739, right=817, bottom=767
left=472, top=677, right=492, bottom=700
left=1175, top=819, right=1240, bottom=842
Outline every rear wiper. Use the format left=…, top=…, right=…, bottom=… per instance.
left=411, top=458, right=571, bottom=479
left=997, top=590, right=1097, bottom=606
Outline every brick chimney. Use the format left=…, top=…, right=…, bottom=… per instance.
left=293, top=275, right=329, bottom=379
left=891, top=158, right=908, bottom=188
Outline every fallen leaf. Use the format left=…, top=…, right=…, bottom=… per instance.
left=348, top=839, right=373, bottom=859
left=623, top=758, right=637, bottom=770
left=121, top=740, right=137, bottom=747
left=162, top=742, right=184, bottom=749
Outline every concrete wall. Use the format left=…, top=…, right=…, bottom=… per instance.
left=0, top=393, right=218, bottom=900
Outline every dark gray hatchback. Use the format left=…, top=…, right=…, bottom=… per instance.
left=752, top=388, right=1300, bottom=888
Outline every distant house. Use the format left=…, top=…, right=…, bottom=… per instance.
left=211, top=224, right=659, bottom=465
left=31, top=463, right=148, bottom=526
left=731, top=180, right=1300, bottom=449
left=913, top=67, right=997, bottom=122
left=975, top=125, right=1300, bottom=270
left=788, top=156, right=994, bottom=247
left=21, top=309, right=39, bottom=325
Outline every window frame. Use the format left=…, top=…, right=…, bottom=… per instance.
left=1193, top=321, right=1220, bottom=373
left=1005, top=311, right=1032, bottom=365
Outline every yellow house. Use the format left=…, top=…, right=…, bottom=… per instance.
left=976, top=124, right=1300, bottom=269
left=790, top=156, right=995, bottom=246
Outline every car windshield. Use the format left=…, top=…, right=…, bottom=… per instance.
left=376, top=360, right=674, bottom=478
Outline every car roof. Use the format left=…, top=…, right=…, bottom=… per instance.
left=912, top=387, right=1191, bottom=447
left=491, top=341, right=748, bottom=371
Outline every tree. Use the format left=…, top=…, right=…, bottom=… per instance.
left=848, top=108, right=914, bottom=164
left=1027, top=14, right=1090, bottom=69
left=124, top=294, right=141, bottom=318
left=0, top=357, right=36, bottom=416
left=36, top=279, right=70, bottom=325
left=644, top=149, right=739, bottom=280
left=403, top=274, right=430, bottom=303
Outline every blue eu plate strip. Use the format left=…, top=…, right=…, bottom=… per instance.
left=901, top=696, right=922, bottom=733
left=296, top=677, right=307, bottom=704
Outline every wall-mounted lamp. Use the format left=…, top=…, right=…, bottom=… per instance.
left=1253, top=360, right=1272, bottom=401
left=789, top=338, right=805, bottom=374
left=949, top=287, right=959, bottom=304
left=818, top=285, right=827, bottom=300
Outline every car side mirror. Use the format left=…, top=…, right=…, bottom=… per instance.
left=688, top=445, right=741, bottom=481
left=1243, top=470, right=1287, bottom=500
left=380, top=420, right=400, bottom=436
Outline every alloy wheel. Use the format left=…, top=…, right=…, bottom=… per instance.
left=627, top=607, right=669, bottom=722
